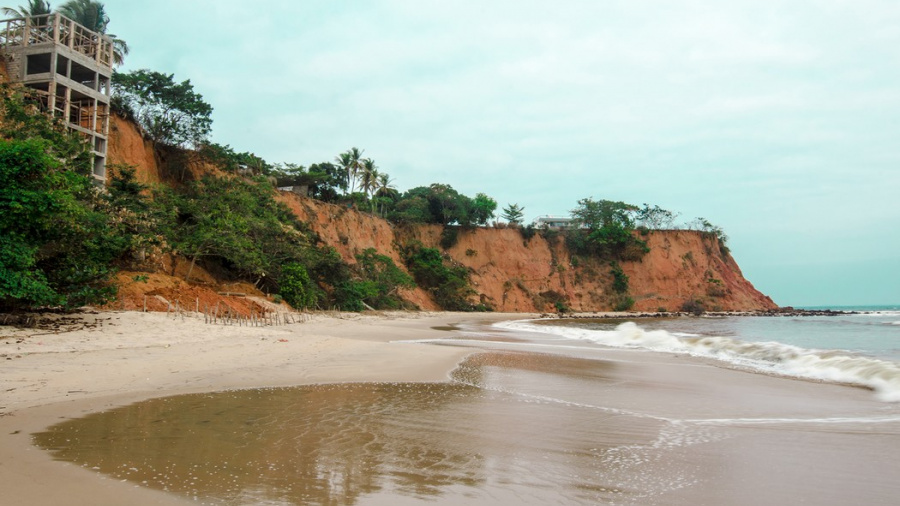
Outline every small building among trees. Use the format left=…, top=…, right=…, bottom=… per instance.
left=532, top=215, right=576, bottom=229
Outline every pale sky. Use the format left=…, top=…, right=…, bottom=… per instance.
left=97, top=0, right=899, bottom=307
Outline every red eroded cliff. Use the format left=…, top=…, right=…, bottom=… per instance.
left=278, top=193, right=776, bottom=312
left=107, top=115, right=163, bottom=185
left=106, top=114, right=233, bottom=185
left=276, top=194, right=438, bottom=310
left=110, top=114, right=775, bottom=312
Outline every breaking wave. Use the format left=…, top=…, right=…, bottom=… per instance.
left=496, top=320, right=900, bottom=402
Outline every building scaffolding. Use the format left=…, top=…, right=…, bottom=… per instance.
left=0, top=13, right=113, bottom=184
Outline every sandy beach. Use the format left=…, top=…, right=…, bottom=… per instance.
left=3, top=310, right=900, bottom=506
left=1, top=310, right=518, bottom=506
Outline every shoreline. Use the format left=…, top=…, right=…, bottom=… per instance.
left=3, top=309, right=898, bottom=505
left=0, top=310, right=533, bottom=506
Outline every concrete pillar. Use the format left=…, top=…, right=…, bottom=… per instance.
left=52, top=13, right=59, bottom=45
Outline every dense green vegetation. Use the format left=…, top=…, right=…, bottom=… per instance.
left=0, top=6, right=734, bottom=314
left=389, top=184, right=496, bottom=227
left=0, top=79, right=418, bottom=312
left=0, top=85, right=124, bottom=310
left=111, top=70, right=213, bottom=148
left=401, top=242, right=484, bottom=311
left=565, top=198, right=650, bottom=262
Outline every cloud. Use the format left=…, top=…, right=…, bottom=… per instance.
left=101, top=0, right=900, bottom=305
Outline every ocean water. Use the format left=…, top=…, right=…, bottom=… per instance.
left=34, top=309, right=900, bottom=505
left=497, top=307, right=900, bottom=401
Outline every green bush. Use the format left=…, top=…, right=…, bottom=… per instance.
left=333, top=280, right=378, bottom=311
left=440, top=227, right=459, bottom=249
left=613, top=297, right=635, bottom=312
left=353, top=248, right=415, bottom=309
left=520, top=224, right=537, bottom=243
left=610, top=262, right=629, bottom=294
left=402, top=242, right=477, bottom=311
left=681, top=298, right=706, bottom=315
left=0, top=88, right=125, bottom=310
left=279, top=263, right=318, bottom=309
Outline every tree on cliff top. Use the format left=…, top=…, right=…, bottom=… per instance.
left=111, top=69, right=213, bottom=148
left=389, top=184, right=495, bottom=227
left=568, top=198, right=648, bottom=261
left=571, top=198, right=638, bottom=230
left=501, top=203, right=525, bottom=225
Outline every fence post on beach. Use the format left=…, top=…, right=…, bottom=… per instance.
left=195, top=298, right=199, bottom=313
left=143, top=296, right=147, bottom=313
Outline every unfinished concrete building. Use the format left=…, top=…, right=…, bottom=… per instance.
left=0, top=13, right=113, bottom=184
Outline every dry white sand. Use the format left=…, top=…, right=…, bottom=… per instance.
left=0, top=310, right=526, bottom=506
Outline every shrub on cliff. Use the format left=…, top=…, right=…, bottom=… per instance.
left=610, top=262, right=629, bottom=294
left=353, top=248, right=415, bottom=309
left=402, top=242, right=479, bottom=311
left=681, top=298, right=706, bottom=315
left=152, top=176, right=307, bottom=285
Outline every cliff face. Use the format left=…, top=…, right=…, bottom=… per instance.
left=279, top=193, right=776, bottom=312
left=107, top=115, right=162, bottom=184
left=110, top=114, right=776, bottom=312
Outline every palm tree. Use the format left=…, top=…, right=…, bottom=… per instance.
left=374, top=172, right=397, bottom=217
left=334, top=151, right=353, bottom=193
left=2, top=1, right=52, bottom=18
left=335, top=147, right=364, bottom=194
left=360, top=158, right=379, bottom=197
left=56, top=0, right=128, bottom=65
left=359, top=158, right=381, bottom=213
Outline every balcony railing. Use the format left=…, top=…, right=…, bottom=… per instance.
left=0, top=13, right=113, bottom=69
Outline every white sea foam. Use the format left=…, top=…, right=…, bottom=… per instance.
left=495, top=320, right=900, bottom=402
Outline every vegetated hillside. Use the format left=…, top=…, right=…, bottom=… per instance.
left=109, top=113, right=776, bottom=313
left=282, top=193, right=776, bottom=312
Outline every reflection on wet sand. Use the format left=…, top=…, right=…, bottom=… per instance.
left=37, top=346, right=900, bottom=506
left=34, top=354, right=668, bottom=505
left=37, top=383, right=487, bottom=504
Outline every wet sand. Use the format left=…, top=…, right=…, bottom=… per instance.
left=3, top=311, right=899, bottom=505
left=0, top=311, right=506, bottom=506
